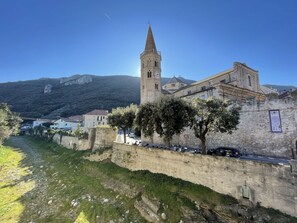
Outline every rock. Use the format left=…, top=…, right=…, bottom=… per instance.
left=195, top=201, right=200, bottom=210
left=48, top=200, right=52, bottom=204
left=71, top=199, right=79, bottom=207
left=161, top=212, right=166, bottom=220
left=44, top=84, right=52, bottom=93
left=102, top=179, right=139, bottom=198
left=40, top=165, right=43, bottom=169
left=60, top=75, right=93, bottom=86
left=103, top=198, right=109, bottom=203
left=141, top=194, right=160, bottom=214
left=134, top=200, right=160, bottom=223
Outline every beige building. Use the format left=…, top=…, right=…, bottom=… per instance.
left=83, top=109, right=109, bottom=131
left=140, top=25, right=162, bottom=104
left=173, top=62, right=265, bottom=101
left=162, top=76, right=187, bottom=93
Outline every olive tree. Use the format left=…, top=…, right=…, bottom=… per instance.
left=108, top=104, right=137, bottom=143
left=190, top=97, right=241, bottom=154
left=136, top=96, right=195, bottom=146
left=0, top=103, right=22, bottom=144
left=134, top=102, right=157, bottom=142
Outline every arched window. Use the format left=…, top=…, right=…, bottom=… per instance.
left=155, top=61, right=158, bottom=67
left=147, top=71, right=152, bottom=78
left=248, top=76, right=252, bottom=86
left=155, top=83, right=159, bottom=90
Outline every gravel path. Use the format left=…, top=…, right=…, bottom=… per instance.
left=8, top=136, right=52, bottom=220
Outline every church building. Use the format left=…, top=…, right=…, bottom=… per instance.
left=140, top=26, right=266, bottom=104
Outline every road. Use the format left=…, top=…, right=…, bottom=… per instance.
left=239, top=154, right=290, bottom=165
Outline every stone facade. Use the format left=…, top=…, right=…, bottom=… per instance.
left=111, top=142, right=297, bottom=218
left=142, top=99, right=297, bottom=158
left=140, top=26, right=162, bottom=104
left=93, top=126, right=117, bottom=150
left=162, top=76, right=187, bottom=93
left=173, top=62, right=265, bottom=102
left=52, top=133, right=89, bottom=150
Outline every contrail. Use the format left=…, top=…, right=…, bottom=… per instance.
left=104, top=13, right=112, bottom=21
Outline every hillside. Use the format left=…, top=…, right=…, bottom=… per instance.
left=0, top=75, right=194, bottom=119
left=263, top=84, right=297, bottom=93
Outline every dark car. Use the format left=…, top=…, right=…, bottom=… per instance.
left=208, top=147, right=241, bottom=158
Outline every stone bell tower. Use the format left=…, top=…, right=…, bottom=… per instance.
left=140, top=25, right=162, bottom=104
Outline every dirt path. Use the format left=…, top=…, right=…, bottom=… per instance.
left=8, top=136, right=52, bottom=220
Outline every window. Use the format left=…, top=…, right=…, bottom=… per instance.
left=142, top=63, right=144, bottom=68
left=248, top=76, right=252, bottom=86
left=155, top=83, right=158, bottom=90
left=147, top=71, right=152, bottom=78
left=220, top=79, right=226, bottom=83
left=201, top=86, right=206, bottom=90
left=188, top=90, right=192, bottom=95
left=155, top=61, right=158, bottom=67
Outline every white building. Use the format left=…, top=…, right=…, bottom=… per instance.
left=83, top=109, right=109, bottom=131
left=51, top=116, right=83, bottom=131
left=32, top=119, right=53, bottom=128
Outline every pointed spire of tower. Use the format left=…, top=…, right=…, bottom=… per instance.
left=144, top=25, right=157, bottom=52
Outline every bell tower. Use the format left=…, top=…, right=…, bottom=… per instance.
left=140, top=25, right=162, bottom=104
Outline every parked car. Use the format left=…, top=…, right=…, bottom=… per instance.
left=186, top=147, right=201, bottom=154
left=128, top=132, right=135, bottom=138
left=208, top=147, right=241, bottom=158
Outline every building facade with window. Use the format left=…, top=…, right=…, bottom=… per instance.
left=173, top=62, right=265, bottom=102
left=140, top=25, right=162, bottom=104
left=83, top=109, right=109, bottom=131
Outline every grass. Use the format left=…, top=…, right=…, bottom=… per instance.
left=0, top=145, right=35, bottom=223
left=1, top=136, right=296, bottom=223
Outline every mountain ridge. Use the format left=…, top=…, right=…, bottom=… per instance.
left=0, top=75, right=194, bottom=119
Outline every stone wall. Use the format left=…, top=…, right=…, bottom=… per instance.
left=53, top=134, right=90, bottom=150
left=93, top=126, right=117, bottom=150
left=143, top=99, right=297, bottom=158
left=208, top=99, right=297, bottom=158
left=111, top=142, right=297, bottom=217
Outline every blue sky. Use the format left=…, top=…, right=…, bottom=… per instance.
left=0, top=0, right=296, bottom=86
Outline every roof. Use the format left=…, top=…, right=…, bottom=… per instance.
left=165, top=76, right=187, bottom=85
left=84, top=109, right=109, bottom=116
left=260, top=85, right=278, bottom=95
left=162, top=88, right=172, bottom=95
left=191, top=68, right=234, bottom=86
left=58, top=118, right=81, bottom=123
left=67, top=115, right=83, bottom=122
left=144, top=25, right=157, bottom=52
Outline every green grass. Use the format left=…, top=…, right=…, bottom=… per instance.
left=1, top=137, right=296, bottom=223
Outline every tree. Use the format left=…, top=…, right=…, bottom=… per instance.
left=108, top=104, right=137, bottom=143
left=0, top=103, right=22, bottom=144
left=135, top=102, right=158, bottom=142
left=190, top=97, right=241, bottom=154
left=136, top=96, right=195, bottom=146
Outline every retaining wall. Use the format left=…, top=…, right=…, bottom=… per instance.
left=111, top=142, right=297, bottom=217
